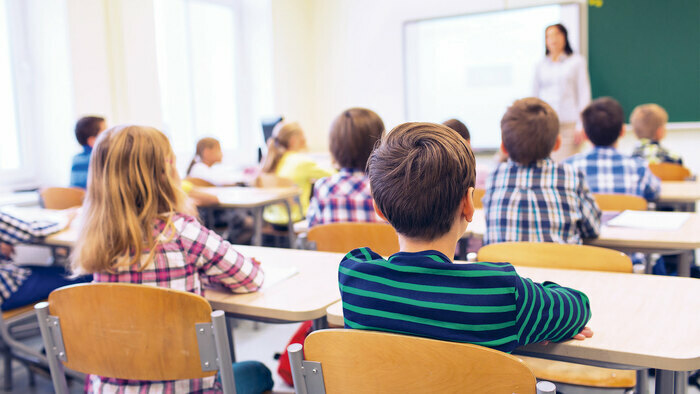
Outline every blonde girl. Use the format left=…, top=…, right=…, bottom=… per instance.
left=260, top=122, right=333, bottom=225
left=186, top=137, right=223, bottom=182
left=72, top=125, right=272, bottom=394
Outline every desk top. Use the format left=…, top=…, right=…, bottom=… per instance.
left=205, top=245, right=341, bottom=321
left=465, top=209, right=700, bottom=251
left=659, top=181, right=700, bottom=203
left=326, top=265, right=700, bottom=371
left=200, top=186, right=300, bottom=208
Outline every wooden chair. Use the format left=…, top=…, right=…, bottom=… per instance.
left=35, top=283, right=236, bottom=394
left=255, top=173, right=295, bottom=188
left=477, top=242, right=635, bottom=389
left=184, top=177, right=216, bottom=187
left=255, top=174, right=301, bottom=247
left=473, top=188, right=486, bottom=209
left=0, top=303, right=46, bottom=390
left=39, top=187, right=85, bottom=209
left=648, top=162, right=691, bottom=181
left=288, top=329, right=555, bottom=394
left=593, top=193, right=647, bottom=211
left=307, top=222, right=399, bottom=256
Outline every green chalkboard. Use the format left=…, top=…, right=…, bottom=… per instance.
left=588, top=0, right=700, bottom=122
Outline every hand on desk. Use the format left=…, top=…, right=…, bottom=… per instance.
left=0, top=242, right=14, bottom=259
left=539, top=326, right=594, bottom=346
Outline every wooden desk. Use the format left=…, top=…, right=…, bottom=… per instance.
left=200, top=186, right=300, bottom=246
left=326, top=266, right=700, bottom=393
left=659, top=181, right=700, bottom=211
left=464, top=209, right=700, bottom=276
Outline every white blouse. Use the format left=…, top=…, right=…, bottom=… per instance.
left=532, top=53, right=591, bottom=126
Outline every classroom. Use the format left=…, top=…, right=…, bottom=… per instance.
left=0, top=0, right=698, bottom=393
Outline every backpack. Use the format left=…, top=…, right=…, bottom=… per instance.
left=277, top=320, right=314, bottom=386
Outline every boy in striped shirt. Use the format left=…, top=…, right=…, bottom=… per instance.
left=339, top=122, right=592, bottom=352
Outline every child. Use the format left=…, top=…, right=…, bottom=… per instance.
left=260, top=122, right=333, bottom=225
left=70, top=116, right=106, bottom=189
left=442, top=118, right=470, bottom=144
left=307, top=108, right=384, bottom=227
left=630, top=103, right=683, bottom=165
left=339, top=122, right=592, bottom=353
left=0, top=211, right=91, bottom=311
left=186, top=137, right=224, bottom=183
left=565, top=97, right=661, bottom=201
left=71, top=125, right=273, bottom=394
left=483, top=98, right=601, bottom=245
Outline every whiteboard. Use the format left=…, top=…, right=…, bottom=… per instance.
left=404, top=4, right=581, bottom=150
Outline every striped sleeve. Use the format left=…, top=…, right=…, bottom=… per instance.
left=179, top=216, right=264, bottom=293
left=514, top=276, right=591, bottom=346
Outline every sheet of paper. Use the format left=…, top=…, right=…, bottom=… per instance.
left=260, top=261, right=299, bottom=290
left=605, top=210, right=690, bottom=231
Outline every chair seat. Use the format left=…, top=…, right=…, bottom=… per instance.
left=518, top=356, right=636, bottom=388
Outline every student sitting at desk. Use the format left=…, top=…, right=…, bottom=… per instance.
left=186, top=137, right=224, bottom=184
left=483, top=98, right=601, bottom=245
left=565, top=97, right=661, bottom=201
left=307, top=108, right=384, bottom=227
left=630, top=103, right=683, bottom=165
left=70, top=116, right=107, bottom=189
left=71, top=125, right=272, bottom=394
left=0, top=211, right=91, bottom=311
left=339, top=122, right=592, bottom=353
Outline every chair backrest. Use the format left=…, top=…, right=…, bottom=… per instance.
left=39, top=187, right=85, bottom=210
left=473, top=188, right=486, bottom=209
left=477, top=242, right=632, bottom=273
left=593, top=193, right=647, bottom=211
left=307, top=222, right=399, bottom=256
left=648, top=162, right=691, bottom=181
left=36, top=283, right=235, bottom=393
left=184, top=177, right=216, bottom=187
left=291, top=329, right=537, bottom=394
left=255, top=173, right=295, bottom=188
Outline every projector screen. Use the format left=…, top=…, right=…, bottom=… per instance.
left=404, top=4, right=581, bottom=150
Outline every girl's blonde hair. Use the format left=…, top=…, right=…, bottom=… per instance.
left=186, top=137, right=221, bottom=175
left=72, top=125, right=186, bottom=275
left=260, top=122, right=303, bottom=173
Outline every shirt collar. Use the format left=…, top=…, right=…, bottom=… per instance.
left=83, top=145, right=93, bottom=154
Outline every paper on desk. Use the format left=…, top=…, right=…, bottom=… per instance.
left=606, top=210, right=690, bottom=231
left=260, top=262, right=299, bottom=290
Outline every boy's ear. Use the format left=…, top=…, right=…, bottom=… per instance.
left=86, top=136, right=97, bottom=148
left=500, top=142, right=508, bottom=156
left=552, top=134, right=562, bottom=152
left=655, top=126, right=666, bottom=141
left=373, top=201, right=388, bottom=222
left=462, top=187, right=475, bottom=223
left=619, top=124, right=626, bottom=139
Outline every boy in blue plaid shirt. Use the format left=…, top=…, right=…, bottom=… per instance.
left=565, top=97, right=661, bottom=201
left=484, top=98, right=601, bottom=245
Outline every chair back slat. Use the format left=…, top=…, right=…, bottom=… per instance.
left=47, top=283, right=216, bottom=380
left=477, top=242, right=632, bottom=273
left=307, top=222, right=399, bottom=256
left=184, top=177, right=216, bottom=187
left=648, top=163, right=691, bottom=181
left=303, top=329, right=537, bottom=394
left=473, top=188, right=486, bottom=209
left=40, top=187, right=85, bottom=210
left=593, top=193, right=647, bottom=211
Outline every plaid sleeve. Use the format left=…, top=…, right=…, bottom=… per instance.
left=179, top=217, right=264, bottom=293
left=0, top=211, right=65, bottom=244
left=575, top=171, right=601, bottom=239
left=306, top=179, right=323, bottom=228
left=639, top=165, right=661, bottom=201
left=515, top=276, right=591, bottom=346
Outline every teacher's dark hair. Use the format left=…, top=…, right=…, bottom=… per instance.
left=545, top=24, right=573, bottom=56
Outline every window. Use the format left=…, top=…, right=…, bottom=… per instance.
left=154, top=0, right=274, bottom=172
left=0, top=0, right=22, bottom=174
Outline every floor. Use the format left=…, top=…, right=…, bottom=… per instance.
left=0, top=320, right=697, bottom=394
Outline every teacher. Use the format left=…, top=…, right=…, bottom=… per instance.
left=533, top=23, right=591, bottom=161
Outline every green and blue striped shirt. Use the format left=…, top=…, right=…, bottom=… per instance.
left=339, top=248, right=591, bottom=352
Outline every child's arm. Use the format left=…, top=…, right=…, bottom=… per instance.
left=178, top=216, right=264, bottom=293
left=0, top=211, right=69, bottom=244
left=514, top=275, right=591, bottom=347
left=576, top=172, right=601, bottom=238
left=639, top=165, right=661, bottom=202
left=306, top=180, right=322, bottom=227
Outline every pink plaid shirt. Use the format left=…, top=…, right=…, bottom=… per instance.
left=88, top=213, right=264, bottom=393
left=307, top=168, right=382, bottom=227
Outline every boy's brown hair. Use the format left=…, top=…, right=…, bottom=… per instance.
left=75, top=116, right=105, bottom=147
left=501, top=98, right=559, bottom=165
left=368, top=122, right=475, bottom=241
left=330, top=108, right=385, bottom=171
left=581, top=97, right=625, bottom=147
left=442, top=118, right=470, bottom=141
left=630, top=103, right=668, bottom=140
